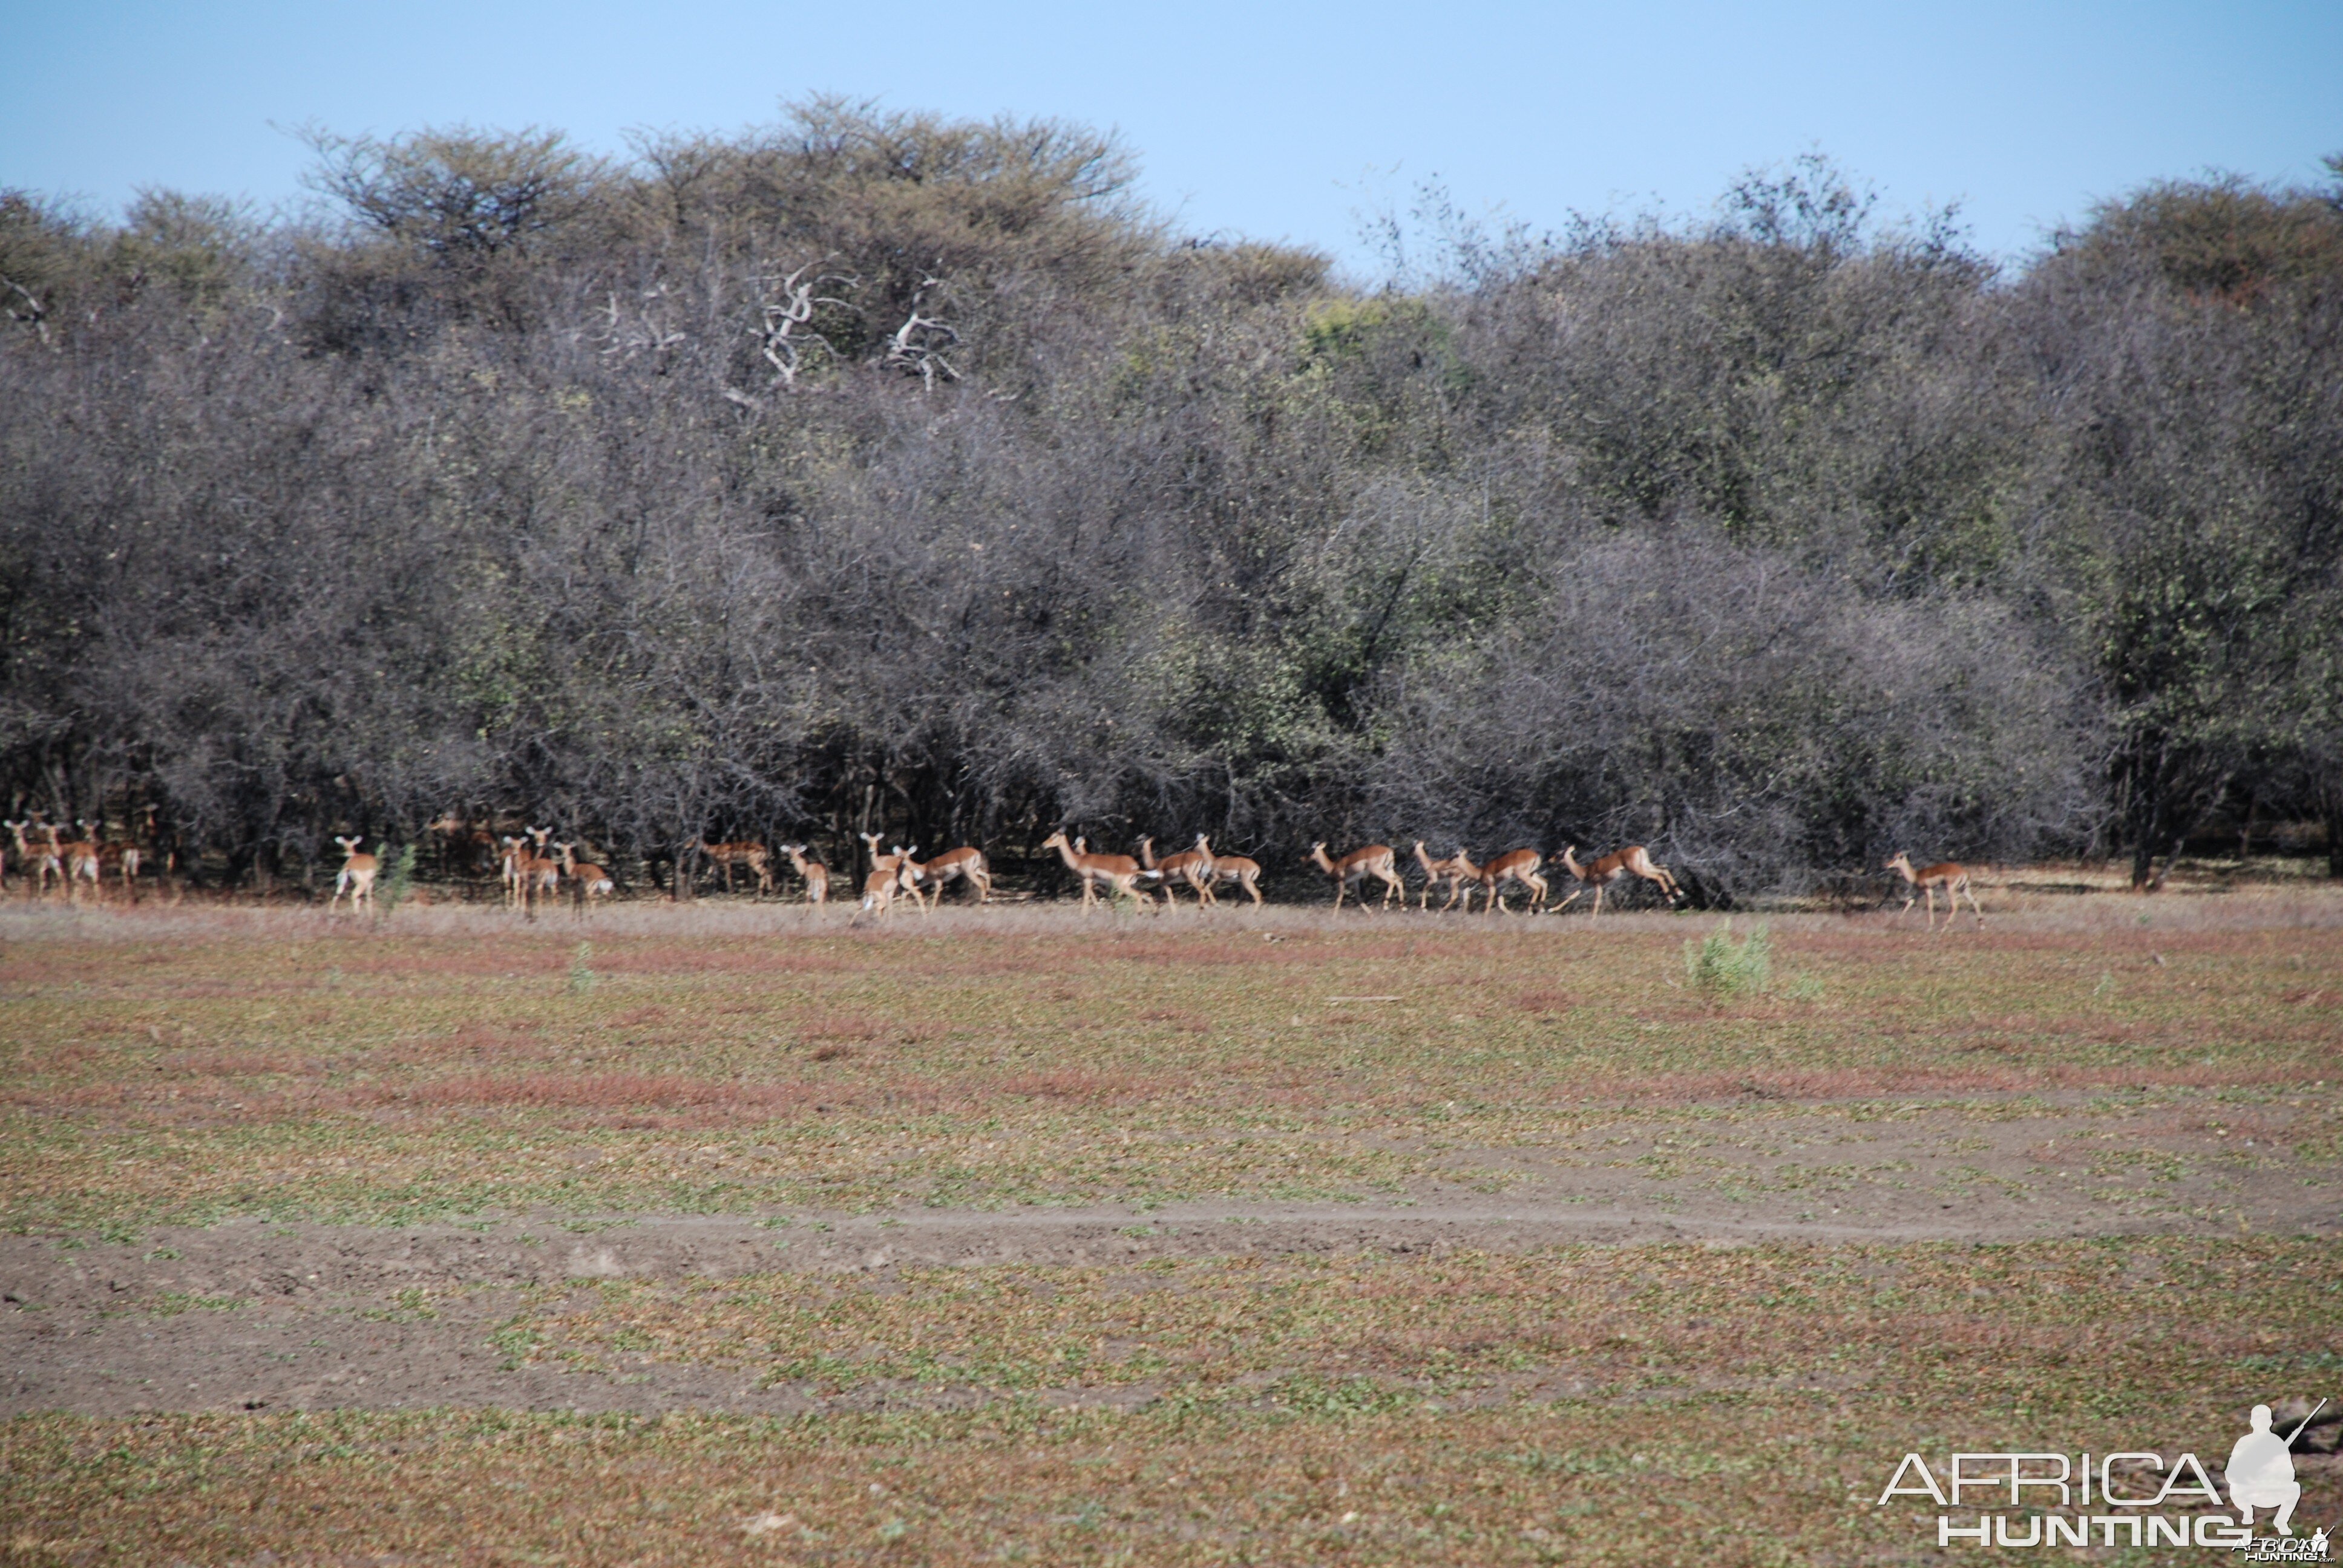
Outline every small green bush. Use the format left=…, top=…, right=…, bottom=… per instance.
left=1685, top=920, right=1771, bottom=1000
left=378, top=842, right=418, bottom=913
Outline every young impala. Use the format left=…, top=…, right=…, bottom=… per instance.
left=1308, top=842, right=1404, bottom=912
left=1885, top=852, right=1984, bottom=932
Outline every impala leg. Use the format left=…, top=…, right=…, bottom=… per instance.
left=1963, top=880, right=1984, bottom=927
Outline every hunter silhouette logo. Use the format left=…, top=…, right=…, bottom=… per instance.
left=2227, top=1402, right=2318, bottom=1537
left=1875, top=1396, right=2333, bottom=1553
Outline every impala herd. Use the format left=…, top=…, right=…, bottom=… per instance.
left=0, top=809, right=1990, bottom=931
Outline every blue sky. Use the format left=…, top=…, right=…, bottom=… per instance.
left=6, top=0, right=2337, bottom=275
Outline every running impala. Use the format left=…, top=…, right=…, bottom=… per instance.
left=1413, top=841, right=1479, bottom=913
left=1473, top=848, right=1550, bottom=914
left=1041, top=830, right=1155, bottom=907
left=1196, top=836, right=1263, bottom=906
left=1557, top=844, right=1682, bottom=920
left=1138, top=834, right=1216, bottom=907
left=1308, top=842, right=1404, bottom=912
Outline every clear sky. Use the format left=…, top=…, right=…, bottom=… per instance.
left=6, top=0, right=2338, bottom=276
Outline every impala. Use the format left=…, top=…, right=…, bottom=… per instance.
left=515, top=828, right=563, bottom=915
left=1041, top=830, right=1155, bottom=907
left=699, top=837, right=774, bottom=896
left=779, top=843, right=830, bottom=906
left=59, top=821, right=103, bottom=901
left=5, top=819, right=61, bottom=896
left=1557, top=845, right=1682, bottom=920
left=1196, top=835, right=1264, bottom=907
left=429, top=812, right=502, bottom=876
left=103, top=831, right=143, bottom=898
left=498, top=837, right=528, bottom=909
left=330, top=835, right=379, bottom=914
left=855, top=845, right=922, bottom=921
left=1885, top=852, right=1983, bottom=932
left=555, top=841, right=614, bottom=912
left=905, top=844, right=993, bottom=906
left=1138, top=834, right=1216, bottom=907
left=1412, top=841, right=1480, bottom=912
left=1308, top=842, right=1404, bottom=912
left=1475, top=848, right=1550, bottom=915
left=859, top=832, right=928, bottom=913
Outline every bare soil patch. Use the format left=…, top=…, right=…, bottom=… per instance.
left=7, top=1089, right=2335, bottom=1417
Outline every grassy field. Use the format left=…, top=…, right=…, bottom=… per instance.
left=2, top=888, right=2339, bottom=1563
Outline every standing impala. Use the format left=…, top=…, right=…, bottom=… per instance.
left=5, top=819, right=61, bottom=897
left=1474, top=848, right=1550, bottom=915
left=698, top=837, right=773, bottom=896
left=1885, top=852, right=1984, bottom=932
left=330, top=835, right=378, bottom=914
left=1137, top=834, right=1216, bottom=907
left=1308, top=842, right=1404, bottom=912
left=59, top=821, right=103, bottom=902
left=103, top=829, right=143, bottom=900
left=1558, top=845, right=1682, bottom=920
left=1040, top=830, right=1155, bottom=907
left=515, top=828, right=563, bottom=915
left=555, top=841, right=614, bottom=912
left=1413, top=841, right=1480, bottom=912
left=1196, top=836, right=1263, bottom=907
left=779, top=844, right=830, bottom=906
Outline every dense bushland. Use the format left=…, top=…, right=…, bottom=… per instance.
left=2, top=105, right=2338, bottom=896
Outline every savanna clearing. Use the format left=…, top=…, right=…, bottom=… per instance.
left=3, top=885, right=2339, bottom=1564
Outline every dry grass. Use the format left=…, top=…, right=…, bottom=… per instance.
left=6, top=1236, right=2336, bottom=1565
left=3, top=896, right=2340, bottom=1227
left=4, top=891, right=2340, bottom=1561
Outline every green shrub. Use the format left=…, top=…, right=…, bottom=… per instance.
left=377, top=842, right=418, bottom=913
left=1685, top=920, right=1771, bottom=1000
